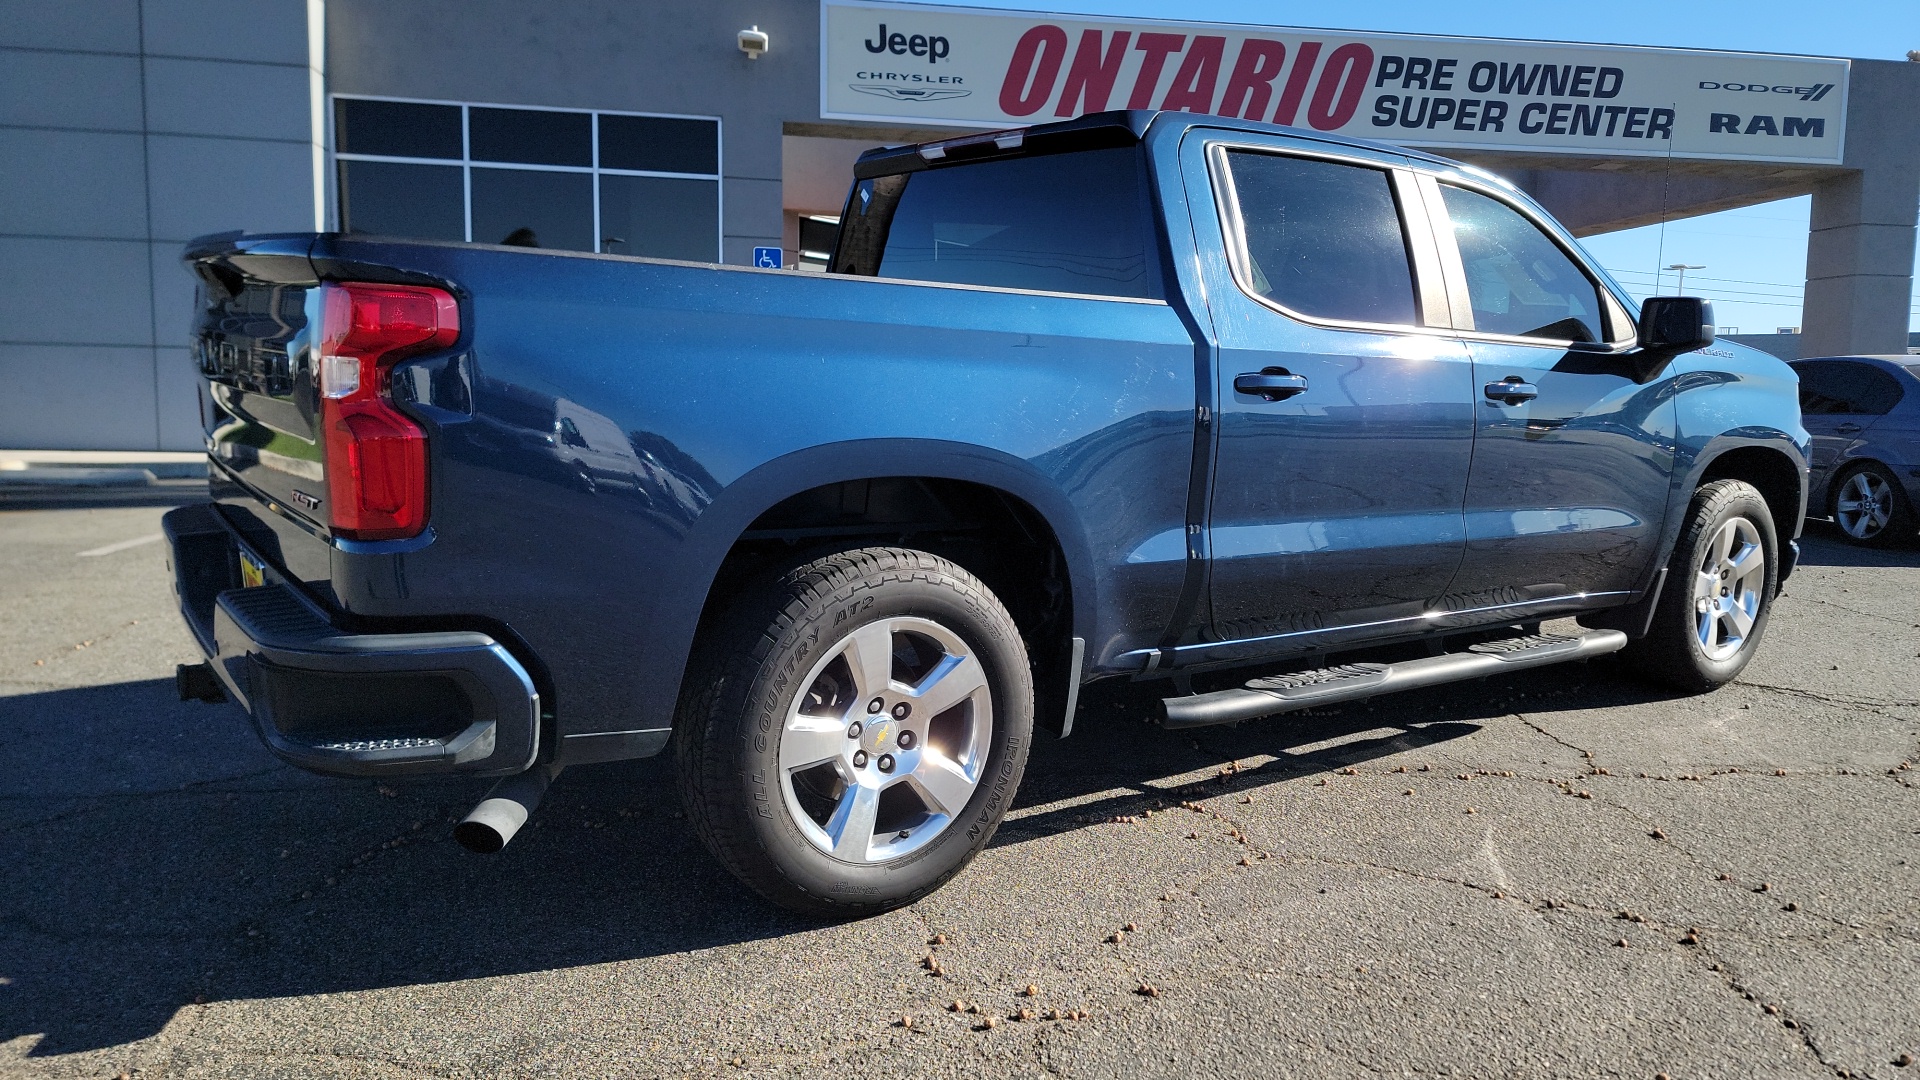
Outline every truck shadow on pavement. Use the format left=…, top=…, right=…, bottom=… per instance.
left=998, top=656, right=1687, bottom=846
left=0, top=658, right=1686, bottom=1057
left=1792, top=521, right=1920, bottom=568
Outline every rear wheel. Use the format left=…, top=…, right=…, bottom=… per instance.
left=674, top=547, right=1032, bottom=917
left=1831, top=463, right=1913, bottom=548
left=1620, top=479, right=1778, bottom=691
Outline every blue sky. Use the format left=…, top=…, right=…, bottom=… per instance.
left=958, top=0, right=1920, bottom=333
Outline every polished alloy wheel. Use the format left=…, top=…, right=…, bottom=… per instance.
left=1835, top=470, right=1894, bottom=540
left=778, top=616, right=992, bottom=863
left=1691, top=516, right=1765, bottom=662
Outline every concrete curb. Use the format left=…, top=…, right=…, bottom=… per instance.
left=0, top=451, right=207, bottom=487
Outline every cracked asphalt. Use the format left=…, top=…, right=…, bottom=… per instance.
left=2, top=490, right=1916, bottom=1079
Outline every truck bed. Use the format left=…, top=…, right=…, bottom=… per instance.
left=188, top=232, right=1200, bottom=765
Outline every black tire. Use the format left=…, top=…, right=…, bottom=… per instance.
left=674, top=546, right=1033, bottom=917
left=1829, top=461, right=1915, bottom=549
left=1620, top=479, right=1778, bottom=692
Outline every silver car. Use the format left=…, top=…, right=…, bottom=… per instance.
left=1791, top=355, right=1920, bottom=546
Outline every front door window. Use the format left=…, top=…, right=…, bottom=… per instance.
left=1439, top=183, right=1606, bottom=344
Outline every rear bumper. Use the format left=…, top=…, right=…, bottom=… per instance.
left=163, top=503, right=541, bottom=778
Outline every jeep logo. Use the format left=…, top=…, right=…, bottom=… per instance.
left=864, top=23, right=950, bottom=63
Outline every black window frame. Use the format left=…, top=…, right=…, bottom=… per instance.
left=329, top=94, right=722, bottom=260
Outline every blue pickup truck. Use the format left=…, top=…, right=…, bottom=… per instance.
left=167, top=110, right=1807, bottom=915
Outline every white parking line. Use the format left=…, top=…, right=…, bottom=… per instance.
left=76, top=533, right=164, bottom=558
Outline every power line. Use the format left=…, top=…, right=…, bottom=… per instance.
left=1606, top=276, right=1920, bottom=314
left=1605, top=272, right=1797, bottom=297
left=1637, top=285, right=1807, bottom=301
left=1612, top=284, right=1920, bottom=315
left=1606, top=269, right=1803, bottom=291
left=1604, top=268, right=1920, bottom=303
left=1611, top=278, right=1802, bottom=298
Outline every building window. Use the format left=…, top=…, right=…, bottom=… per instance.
left=332, top=95, right=721, bottom=261
left=797, top=215, right=839, bottom=270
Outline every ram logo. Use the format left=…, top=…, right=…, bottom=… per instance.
left=1709, top=114, right=1826, bottom=137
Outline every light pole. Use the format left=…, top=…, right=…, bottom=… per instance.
left=1666, top=263, right=1705, bottom=295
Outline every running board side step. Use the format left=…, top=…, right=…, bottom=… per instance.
left=1160, top=630, right=1628, bottom=730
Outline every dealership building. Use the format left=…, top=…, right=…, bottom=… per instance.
left=3, top=0, right=1917, bottom=450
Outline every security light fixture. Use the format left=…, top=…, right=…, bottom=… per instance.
left=1666, top=263, right=1705, bottom=294
left=739, top=26, right=769, bottom=60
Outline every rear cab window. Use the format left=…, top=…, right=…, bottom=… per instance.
left=831, top=146, right=1160, bottom=300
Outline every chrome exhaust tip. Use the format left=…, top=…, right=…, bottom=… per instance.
left=454, top=765, right=562, bottom=854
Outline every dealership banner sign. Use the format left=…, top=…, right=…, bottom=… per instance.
left=821, top=0, right=1848, bottom=165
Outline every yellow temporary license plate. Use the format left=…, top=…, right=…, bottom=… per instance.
left=238, top=548, right=267, bottom=589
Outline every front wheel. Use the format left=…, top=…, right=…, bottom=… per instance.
left=674, top=547, right=1033, bottom=917
left=1620, top=479, right=1779, bottom=692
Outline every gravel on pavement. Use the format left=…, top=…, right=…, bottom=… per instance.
left=2, top=492, right=1915, bottom=1079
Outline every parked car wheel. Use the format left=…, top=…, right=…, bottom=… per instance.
left=1830, top=462, right=1913, bottom=548
left=674, top=546, right=1033, bottom=917
left=1621, top=479, right=1778, bottom=692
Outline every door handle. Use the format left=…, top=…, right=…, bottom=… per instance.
left=1834, top=422, right=1863, bottom=435
left=1484, top=378, right=1539, bottom=405
left=1234, top=370, right=1309, bottom=401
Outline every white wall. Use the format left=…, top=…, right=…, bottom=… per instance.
left=0, top=0, right=321, bottom=451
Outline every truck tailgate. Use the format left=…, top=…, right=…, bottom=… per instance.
left=190, top=242, right=328, bottom=515
left=187, top=238, right=339, bottom=589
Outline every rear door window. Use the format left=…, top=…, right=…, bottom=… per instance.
left=1854, top=365, right=1905, bottom=414
left=1795, top=361, right=1849, bottom=414
left=835, top=147, right=1158, bottom=299
left=1795, top=360, right=1905, bottom=415
left=1439, top=183, right=1606, bottom=344
left=1222, top=151, right=1419, bottom=327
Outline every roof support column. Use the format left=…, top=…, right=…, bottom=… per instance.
left=1801, top=171, right=1918, bottom=356
left=1798, top=60, right=1920, bottom=358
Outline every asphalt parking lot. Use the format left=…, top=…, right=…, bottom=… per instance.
left=2, top=489, right=1915, bottom=1080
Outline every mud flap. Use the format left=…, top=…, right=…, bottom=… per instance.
left=1576, top=567, right=1668, bottom=641
left=1034, top=636, right=1086, bottom=738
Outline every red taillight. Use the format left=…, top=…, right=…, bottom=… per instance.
left=317, top=282, right=458, bottom=540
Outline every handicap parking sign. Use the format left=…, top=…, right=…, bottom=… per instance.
left=752, top=246, right=783, bottom=269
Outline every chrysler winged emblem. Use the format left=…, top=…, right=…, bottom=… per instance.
left=849, top=84, right=972, bottom=103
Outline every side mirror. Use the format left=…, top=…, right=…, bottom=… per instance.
left=1628, top=297, right=1714, bottom=381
